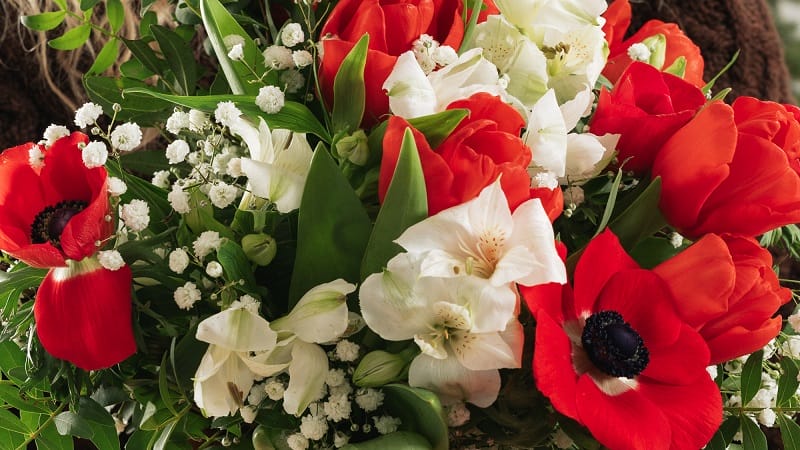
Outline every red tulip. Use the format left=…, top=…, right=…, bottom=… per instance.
left=319, top=0, right=465, bottom=126
left=654, top=99, right=800, bottom=238
left=655, top=234, right=791, bottom=364
left=521, top=230, right=721, bottom=450
left=379, top=93, right=531, bottom=215
left=588, top=62, right=706, bottom=174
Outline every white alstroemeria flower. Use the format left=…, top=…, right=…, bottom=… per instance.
left=360, top=257, right=523, bottom=406
left=561, top=132, right=619, bottom=185
left=193, top=298, right=279, bottom=417
left=231, top=118, right=313, bottom=213
left=383, top=48, right=513, bottom=119
left=494, top=0, right=607, bottom=43
left=541, top=24, right=608, bottom=103
left=395, top=179, right=566, bottom=287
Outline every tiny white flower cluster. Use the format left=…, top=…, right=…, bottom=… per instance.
left=411, top=34, right=458, bottom=74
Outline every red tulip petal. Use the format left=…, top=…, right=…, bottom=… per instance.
left=637, top=376, right=723, bottom=450
left=532, top=312, right=580, bottom=420
left=35, top=263, right=136, bottom=370
left=576, top=375, right=671, bottom=450
left=601, top=0, right=631, bottom=52
left=653, top=234, right=735, bottom=327
left=382, top=3, right=427, bottom=55
left=704, top=319, right=783, bottom=365
left=447, top=93, right=525, bottom=135
left=572, top=230, right=638, bottom=318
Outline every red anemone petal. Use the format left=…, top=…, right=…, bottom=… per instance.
left=575, top=375, right=671, bottom=450
left=39, top=133, right=98, bottom=205
left=35, top=264, right=136, bottom=370
left=572, top=230, right=639, bottom=318
left=60, top=180, right=113, bottom=261
left=532, top=312, right=580, bottom=420
left=640, top=324, right=710, bottom=385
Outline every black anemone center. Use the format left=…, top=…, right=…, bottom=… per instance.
left=581, top=310, right=649, bottom=378
left=30, top=200, right=88, bottom=248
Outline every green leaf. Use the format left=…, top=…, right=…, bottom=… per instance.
left=331, top=34, right=369, bottom=133
left=106, top=0, right=124, bottom=33
left=123, top=88, right=331, bottom=142
left=217, top=240, right=261, bottom=296
left=778, top=358, right=800, bottom=406
left=778, top=414, right=800, bottom=450
left=83, top=76, right=173, bottom=125
left=158, top=353, right=180, bottom=417
left=200, top=0, right=264, bottom=95
left=341, top=431, right=431, bottom=450
left=139, top=10, right=158, bottom=37
left=122, top=38, right=167, bottom=76
left=288, top=146, right=372, bottom=308
left=382, top=385, right=448, bottom=450
left=0, top=265, right=47, bottom=295
left=607, top=177, right=667, bottom=250
left=21, top=11, right=66, bottom=31
left=706, top=416, right=741, bottom=450
left=87, top=37, right=120, bottom=75
left=628, top=237, right=684, bottom=269
left=0, top=341, right=26, bottom=381
left=153, top=419, right=178, bottom=450
left=48, top=23, right=92, bottom=50
left=80, top=0, right=101, bottom=10
left=740, top=415, right=767, bottom=450
left=595, top=168, right=624, bottom=237
left=21, top=411, right=74, bottom=450
left=740, top=350, right=764, bottom=406
left=361, top=128, right=427, bottom=279
left=407, top=109, right=468, bottom=148
left=151, top=25, right=198, bottom=95
left=0, top=409, right=31, bottom=435
left=0, top=384, right=50, bottom=414
left=106, top=163, right=172, bottom=233
left=71, top=397, right=120, bottom=450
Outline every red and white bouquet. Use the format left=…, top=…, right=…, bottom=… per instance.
left=1, top=0, right=799, bottom=448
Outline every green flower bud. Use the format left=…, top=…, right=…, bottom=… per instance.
left=353, top=348, right=415, bottom=387
left=241, top=233, right=277, bottom=266
left=335, top=129, right=370, bottom=166
left=641, top=34, right=667, bottom=70
left=252, top=425, right=276, bottom=450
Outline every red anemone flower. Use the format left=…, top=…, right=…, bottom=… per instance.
left=521, top=230, right=722, bottom=450
left=0, top=133, right=135, bottom=370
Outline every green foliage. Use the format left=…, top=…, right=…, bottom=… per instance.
left=331, top=34, right=369, bottom=134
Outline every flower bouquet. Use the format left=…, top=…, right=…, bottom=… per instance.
left=2, top=0, right=800, bottom=448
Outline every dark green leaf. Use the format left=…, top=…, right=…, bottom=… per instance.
left=289, top=146, right=372, bottom=308
left=21, top=411, right=74, bottom=450
left=382, top=385, right=447, bottom=450
left=741, top=350, right=764, bottom=406
left=217, top=240, right=261, bottom=296
left=407, top=109, right=468, bottom=148
left=200, top=0, right=264, bottom=95
left=778, top=414, right=800, bottom=450
left=778, top=358, right=800, bottom=406
left=341, top=431, right=431, bottom=450
left=628, top=237, right=685, bottom=269
left=153, top=419, right=178, bottom=450
left=83, top=76, right=173, bottom=125
left=158, top=353, right=180, bottom=417
left=87, top=38, right=120, bottom=75
left=0, top=409, right=31, bottom=434
left=151, top=25, right=198, bottom=95
left=704, top=416, right=740, bottom=450
left=80, top=0, right=101, bottom=10
left=0, top=384, right=50, bottom=414
left=122, top=38, right=167, bottom=76
left=595, top=168, right=624, bottom=236
left=48, top=23, right=92, bottom=50
left=106, top=0, right=124, bottom=33
left=0, top=341, right=26, bottom=380
left=607, top=177, right=667, bottom=250
left=21, top=11, right=66, bottom=31
left=106, top=163, right=173, bottom=233
left=740, top=415, right=767, bottom=450
left=76, top=397, right=121, bottom=450
left=331, top=34, right=369, bottom=133
left=118, top=148, right=170, bottom=176
left=0, top=264, right=47, bottom=294
left=361, top=128, right=427, bottom=279
left=139, top=10, right=158, bottom=37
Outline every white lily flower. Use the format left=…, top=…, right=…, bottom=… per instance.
left=561, top=132, right=619, bottom=185
left=271, top=279, right=355, bottom=344
left=384, top=49, right=516, bottom=119
left=193, top=298, right=279, bottom=417
left=541, top=24, right=608, bottom=103
left=231, top=117, right=313, bottom=213
left=394, top=179, right=566, bottom=287
left=494, top=0, right=607, bottom=43
left=282, top=340, right=329, bottom=416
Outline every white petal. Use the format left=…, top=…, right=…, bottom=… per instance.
left=384, top=51, right=437, bottom=119
left=560, top=87, right=594, bottom=131
left=451, top=330, right=519, bottom=370
left=282, top=341, right=328, bottom=416
left=508, top=198, right=567, bottom=286
left=429, top=48, right=505, bottom=110
left=467, top=282, right=518, bottom=333
left=562, top=132, right=618, bottom=184
left=524, top=89, right=567, bottom=177
left=408, top=354, right=501, bottom=407
left=240, top=158, right=306, bottom=213
left=275, top=279, right=355, bottom=343
left=196, top=306, right=278, bottom=352
left=193, top=345, right=254, bottom=417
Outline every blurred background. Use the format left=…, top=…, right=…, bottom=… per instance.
left=772, top=0, right=800, bottom=98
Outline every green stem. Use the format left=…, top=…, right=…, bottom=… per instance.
left=15, top=402, right=68, bottom=450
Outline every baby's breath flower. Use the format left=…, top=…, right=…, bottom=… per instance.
left=166, top=110, right=190, bottom=135
left=82, top=141, right=108, bottom=169
left=788, top=313, right=800, bottom=332
left=174, top=281, right=202, bottom=310
left=354, top=388, right=383, bottom=412
left=323, top=393, right=351, bottom=422
left=333, top=431, right=349, bottom=448
left=263, top=45, right=294, bottom=70
left=42, top=124, right=70, bottom=147
left=292, top=50, right=313, bottom=68
left=223, top=34, right=245, bottom=50
left=445, top=402, right=470, bottom=427
left=299, top=414, right=328, bottom=441
left=280, top=69, right=306, bottom=94
left=107, top=177, right=127, bottom=197
left=193, top=230, right=222, bottom=259
left=188, top=109, right=210, bottom=132
left=372, top=415, right=401, bottom=435
left=110, top=122, right=142, bottom=152
left=433, top=45, right=458, bottom=66
left=281, top=23, right=305, bottom=47
left=168, top=184, right=192, bottom=214
left=248, top=383, right=267, bottom=405
left=256, top=86, right=285, bottom=113
left=214, top=101, right=243, bottom=127
left=240, top=405, right=257, bottom=424
left=98, top=250, right=126, bottom=271
left=208, top=182, right=238, bottom=209
left=757, top=408, right=776, bottom=427
left=627, top=42, right=651, bottom=62
left=286, top=433, right=309, bottom=450
left=227, top=43, right=244, bottom=61
left=205, top=261, right=224, bottom=278
left=226, top=157, right=244, bottom=177
left=28, top=145, right=45, bottom=169
left=120, top=199, right=150, bottom=231
left=264, top=378, right=286, bottom=401
left=335, top=340, right=360, bottom=362
left=166, top=140, right=191, bottom=164
left=325, top=369, right=346, bottom=388
left=74, top=102, right=103, bottom=128
left=151, top=170, right=171, bottom=189
left=169, top=248, right=190, bottom=274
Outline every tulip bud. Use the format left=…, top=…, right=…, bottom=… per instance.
left=335, top=130, right=369, bottom=165
left=241, top=233, right=277, bottom=266
left=353, top=348, right=416, bottom=387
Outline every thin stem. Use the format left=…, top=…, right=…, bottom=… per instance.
left=15, top=402, right=68, bottom=450
left=726, top=406, right=800, bottom=413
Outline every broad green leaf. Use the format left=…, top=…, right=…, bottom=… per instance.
left=21, top=411, right=74, bottom=450
left=0, top=264, right=47, bottom=294
left=217, top=240, right=262, bottom=296
left=151, top=25, right=198, bottom=95
left=48, top=23, right=92, bottom=50
left=778, top=414, right=800, bottom=450
left=53, top=0, right=67, bottom=9
left=122, top=38, right=167, bottom=76
left=740, top=350, right=764, bottom=406
left=83, top=76, right=173, bottom=125
left=200, top=0, right=265, bottom=95
left=288, top=146, right=372, bottom=308
left=407, top=109, right=468, bottom=148
left=778, top=358, right=800, bottom=406
left=382, top=385, right=447, bottom=450
left=87, top=38, right=120, bottom=75
left=184, top=189, right=235, bottom=239
left=628, top=236, right=685, bottom=269
left=0, top=341, right=25, bottom=381
left=706, top=416, right=741, bottom=450
left=126, top=430, right=156, bottom=450
left=331, top=34, right=369, bottom=134
left=341, top=431, right=431, bottom=450
left=80, top=0, right=101, bottom=10
left=140, top=10, right=158, bottom=37
left=361, top=128, right=427, bottom=279
left=106, top=163, right=172, bottom=233
left=106, top=0, right=124, bottom=33
left=0, top=409, right=31, bottom=434
left=740, top=415, right=767, bottom=450
left=119, top=148, right=170, bottom=176
left=21, top=11, right=66, bottom=31
left=123, top=88, right=331, bottom=142
left=607, top=177, right=667, bottom=250
left=153, top=419, right=178, bottom=450
left=76, top=397, right=121, bottom=450
left=0, top=384, right=50, bottom=414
